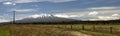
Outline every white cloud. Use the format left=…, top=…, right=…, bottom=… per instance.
left=7, top=8, right=120, bottom=21
left=29, top=14, right=41, bottom=18
left=3, top=2, right=12, bottom=5
left=54, top=7, right=120, bottom=21
left=46, top=0, right=76, bottom=3
left=98, top=16, right=119, bottom=20
left=0, top=0, right=77, bottom=3
left=88, top=7, right=120, bottom=10
left=0, top=19, right=10, bottom=23
left=88, top=11, right=98, bottom=16
left=15, top=6, right=119, bottom=21
left=79, top=0, right=105, bottom=5
left=54, top=14, right=79, bottom=18
left=0, top=16, right=10, bottom=23
left=11, top=9, right=37, bottom=12
left=3, top=1, right=16, bottom=5
left=3, top=6, right=120, bottom=22
left=112, top=14, right=119, bottom=16
left=0, top=0, right=8, bottom=2
left=0, top=16, right=3, bottom=18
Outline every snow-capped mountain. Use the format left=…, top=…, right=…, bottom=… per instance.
left=15, top=14, right=78, bottom=23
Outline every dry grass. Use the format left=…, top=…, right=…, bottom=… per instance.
left=9, top=25, right=90, bottom=36
left=2, top=24, right=119, bottom=36
left=0, top=27, right=10, bottom=36
left=55, top=24, right=120, bottom=36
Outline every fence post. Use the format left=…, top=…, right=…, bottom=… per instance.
left=71, top=24, right=73, bottom=29
left=93, top=25, right=95, bottom=31
left=64, top=25, right=67, bottom=29
left=110, top=27, right=112, bottom=34
left=82, top=24, right=85, bottom=30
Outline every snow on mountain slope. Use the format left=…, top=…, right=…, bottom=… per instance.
left=15, top=14, right=77, bottom=23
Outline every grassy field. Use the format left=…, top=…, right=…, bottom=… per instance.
left=0, top=24, right=120, bottom=36
left=52, top=24, right=120, bottom=36
left=0, top=26, right=10, bottom=36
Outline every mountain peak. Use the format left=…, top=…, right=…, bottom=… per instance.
left=14, top=14, right=77, bottom=23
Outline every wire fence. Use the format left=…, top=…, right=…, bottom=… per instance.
left=54, top=24, right=120, bottom=35
left=1, top=24, right=120, bottom=36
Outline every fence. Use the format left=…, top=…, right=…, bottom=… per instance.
left=55, top=24, right=120, bottom=35
left=6, top=24, right=120, bottom=36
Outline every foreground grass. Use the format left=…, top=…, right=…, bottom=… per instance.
left=52, top=24, right=120, bottom=36
left=0, top=27, right=10, bottom=36
left=0, top=24, right=120, bottom=36
left=79, top=30, right=118, bottom=36
left=9, top=25, right=89, bottom=36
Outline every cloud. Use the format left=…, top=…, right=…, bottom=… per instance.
left=3, top=1, right=16, bottom=5
left=0, top=0, right=8, bottom=2
left=78, top=0, right=105, bottom=5
left=3, top=6, right=120, bottom=22
left=87, top=7, right=120, bottom=10
left=54, top=14, right=79, bottom=18
left=0, top=16, right=10, bottom=23
left=88, top=11, right=98, bottom=16
left=98, top=16, right=119, bottom=20
left=15, top=14, right=53, bottom=20
left=12, top=6, right=120, bottom=21
left=0, top=19, right=10, bottom=23
left=11, top=9, right=37, bottom=12
left=54, top=12, right=87, bottom=19
left=54, top=6, right=120, bottom=21
left=112, top=14, right=119, bottom=16
left=3, top=2, right=13, bottom=5
left=0, top=0, right=77, bottom=3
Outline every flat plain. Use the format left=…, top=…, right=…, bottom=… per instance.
left=0, top=24, right=120, bottom=36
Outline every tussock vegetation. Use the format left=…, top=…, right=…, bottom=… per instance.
left=9, top=25, right=89, bottom=36
left=0, top=25, right=10, bottom=36
left=0, top=24, right=120, bottom=36
left=54, top=24, right=120, bottom=36
left=0, top=27, right=10, bottom=36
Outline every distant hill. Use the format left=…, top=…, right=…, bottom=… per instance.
left=13, top=14, right=78, bottom=24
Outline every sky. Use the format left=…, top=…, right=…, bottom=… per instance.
left=0, top=0, right=120, bottom=22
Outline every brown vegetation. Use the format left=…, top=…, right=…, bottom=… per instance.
left=9, top=25, right=90, bottom=36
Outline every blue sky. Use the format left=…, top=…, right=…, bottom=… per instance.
left=0, top=0, right=120, bottom=22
